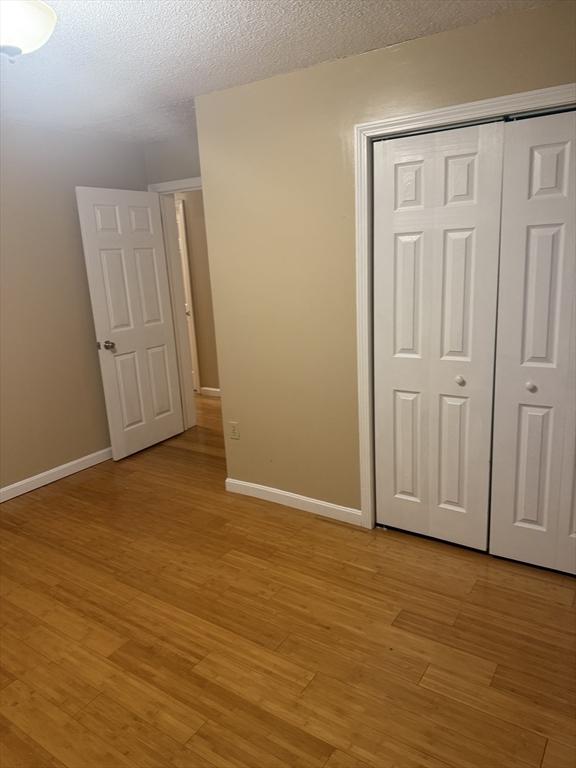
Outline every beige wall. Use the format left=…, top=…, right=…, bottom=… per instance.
left=196, top=2, right=576, bottom=509
left=0, top=121, right=147, bottom=488
left=176, top=191, right=219, bottom=389
left=144, top=124, right=201, bottom=184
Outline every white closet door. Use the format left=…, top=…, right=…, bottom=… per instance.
left=374, top=123, right=503, bottom=549
left=490, top=112, right=576, bottom=574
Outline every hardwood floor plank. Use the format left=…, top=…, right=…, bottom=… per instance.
left=0, top=714, right=67, bottom=768
left=541, top=739, right=576, bottom=768
left=0, top=681, right=133, bottom=768
left=109, top=638, right=339, bottom=764
left=472, top=569, right=576, bottom=606
left=194, top=706, right=333, bottom=768
left=300, top=672, right=546, bottom=768
left=323, top=751, right=373, bottom=768
left=420, top=664, right=576, bottom=746
left=0, top=599, right=41, bottom=637
left=0, top=629, right=49, bottom=677
left=12, top=628, right=206, bottom=744
left=185, top=718, right=322, bottom=768
left=75, top=693, right=197, bottom=768
left=276, top=631, right=428, bottom=688
left=491, top=664, right=576, bottom=715
left=393, top=609, right=576, bottom=689
left=4, top=586, right=126, bottom=657
left=466, top=580, right=576, bottom=635
left=17, top=661, right=99, bottom=717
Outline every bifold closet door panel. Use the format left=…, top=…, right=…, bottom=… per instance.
left=373, top=123, right=504, bottom=549
left=490, top=112, right=576, bottom=574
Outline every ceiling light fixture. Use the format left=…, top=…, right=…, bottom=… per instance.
left=0, top=0, right=57, bottom=59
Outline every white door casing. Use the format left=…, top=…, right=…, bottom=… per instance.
left=373, top=123, right=504, bottom=549
left=175, top=198, right=201, bottom=392
left=76, top=187, right=184, bottom=459
left=157, top=193, right=197, bottom=430
left=490, top=112, right=576, bottom=574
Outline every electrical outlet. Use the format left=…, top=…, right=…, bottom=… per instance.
left=229, top=421, right=240, bottom=440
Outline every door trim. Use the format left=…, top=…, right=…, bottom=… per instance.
left=152, top=178, right=205, bottom=430
left=355, top=84, right=576, bottom=530
left=158, top=194, right=198, bottom=429
left=175, top=197, right=202, bottom=393
left=148, top=177, right=202, bottom=194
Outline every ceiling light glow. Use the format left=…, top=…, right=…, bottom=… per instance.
left=0, top=0, right=57, bottom=58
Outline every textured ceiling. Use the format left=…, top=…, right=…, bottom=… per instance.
left=0, top=0, right=549, bottom=142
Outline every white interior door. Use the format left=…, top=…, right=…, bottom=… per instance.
left=76, top=187, right=184, bottom=459
left=490, top=112, right=576, bottom=574
left=374, top=123, right=504, bottom=549
left=175, top=198, right=201, bottom=392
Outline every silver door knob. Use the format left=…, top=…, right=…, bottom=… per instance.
left=102, top=340, right=116, bottom=351
left=525, top=381, right=538, bottom=393
left=454, top=375, right=466, bottom=386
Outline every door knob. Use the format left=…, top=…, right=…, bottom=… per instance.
left=454, top=375, right=466, bottom=386
left=525, top=381, right=538, bottom=393
left=102, top=340, right=116, bottom=351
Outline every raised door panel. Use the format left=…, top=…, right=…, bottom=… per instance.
left=135, top=248, right=163, bottom=326
left=521, top=225, right=561, bottom=366
left=395, top=161, right=423, bottom=209
left=393, top=390, right=421, bottom=502
left=94, top=204, right=121, bottom=235
left=101, top=249, right=133, bottom=331
left=147, top=345, right=174, bottom=418
left=394, top=234, right=422, bottom=357
left=129, top=206, right=154, bottom=234
left=115, top=353, right=145, bottom=429
left=490, top=111, right=576, bottom=574
left=514, top=405, right=552, bottom=529
left=441, top=229, right=473, bottom=360
left=444, top=153, right=476, bottom=205
left=438, top=395, right=468, bottom=513
left=529, top=142, right=569, bottom=198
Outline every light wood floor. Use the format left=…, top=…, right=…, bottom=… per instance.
left=1, top=394, right=575, bottom=768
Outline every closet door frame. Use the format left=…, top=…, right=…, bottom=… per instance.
left=354, top=84, right=576, bottom=530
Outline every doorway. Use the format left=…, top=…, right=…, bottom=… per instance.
left=172, top=190, right=220, bottom=399
left=149, top=177, right=221, bottom=430
left=174, top=196, right=201, bottom=394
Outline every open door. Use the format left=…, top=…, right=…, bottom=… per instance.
left=76, top=187, right=183, bottom=459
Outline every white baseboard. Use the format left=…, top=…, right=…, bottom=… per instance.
left=225, top=478, right=367, bottom=527
left=200, top=387, right=221, bottom=397
left=0, top=448, right=113, bottom=503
